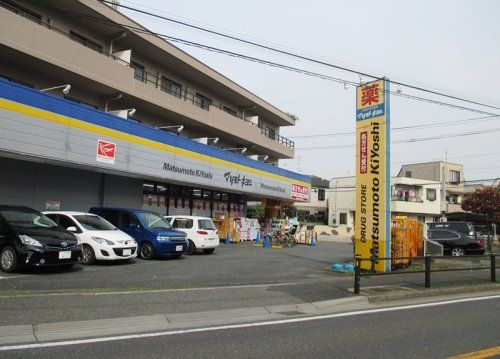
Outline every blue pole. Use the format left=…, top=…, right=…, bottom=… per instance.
left=225, top=232, right=231, bottom=246
left=310, top=232, right=315, bottom=247
left=263, top=234, right=270, bottom=248
left=255, top=231, right=261, bottom=243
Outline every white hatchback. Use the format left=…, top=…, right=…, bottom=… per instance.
left=165, top=216, right=219, bottom=255
left=44, top=211, right=137, bottom=264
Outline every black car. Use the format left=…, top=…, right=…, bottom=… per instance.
left=0, top=205, right=82, bottom=272
left=427, top=222, right=476, bottom=238
left=427, top=228, right=485, bottom=256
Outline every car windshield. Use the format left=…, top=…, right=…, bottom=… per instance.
left=137, top=212, right=172, bottom=230
left=0, top=209, right=58, bottom=229
left=74, top=215, right=116, bottom=231
left=198, top=219, right=216, bottom=230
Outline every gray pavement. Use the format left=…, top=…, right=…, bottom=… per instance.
left=0, top=294, right=499, bottom=358
left=0, top=241, right=498, bottom=332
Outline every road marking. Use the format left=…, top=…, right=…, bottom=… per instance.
left=0, top=294, right=499, bottom=351
left=447, top=345, right=500, bottom=359
left=0, top=275, right=24, bottom=280
left=0, top=278, right=342, bottom=298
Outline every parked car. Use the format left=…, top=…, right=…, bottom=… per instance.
left=44, top=211, right=137, bottom=264
left=427, top=222, right=476, bottom=237
left=89, top=208, right=187, bottom=260
left=427, top=228, right=484, bottom=256
left=0, top=205, right=82, bottom=272
left=165, top=216, right=219, bottom=255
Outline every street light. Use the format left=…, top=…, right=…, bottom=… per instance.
left=41, top=84, right=71, bottom=95
left=155, top=125, right=184, bottom=134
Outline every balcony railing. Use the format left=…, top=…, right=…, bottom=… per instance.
left=391, top=196, right=424, bottom=203
left=1, top=1, right=295, bottom=150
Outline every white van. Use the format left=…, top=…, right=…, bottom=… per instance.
left=164, top=216, right=219, bottom=255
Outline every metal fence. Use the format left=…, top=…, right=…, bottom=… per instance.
left=354, top=253, right=498, bottom=294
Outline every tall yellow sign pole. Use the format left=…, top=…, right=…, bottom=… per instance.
left=355, top=79, right=391, bottom=272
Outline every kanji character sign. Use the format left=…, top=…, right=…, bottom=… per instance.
left=361, top=83, right=380, bottom=107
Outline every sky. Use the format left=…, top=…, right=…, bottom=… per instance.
left=118, top=0, right=500, bottom=183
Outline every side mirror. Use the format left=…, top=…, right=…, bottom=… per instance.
left=67, top=226, right=77, bottom=233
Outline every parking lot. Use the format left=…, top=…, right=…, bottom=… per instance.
left=0, top=241, right=354, bottom=293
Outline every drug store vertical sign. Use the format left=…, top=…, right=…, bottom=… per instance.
left=355, top=79, right=391, bottom=272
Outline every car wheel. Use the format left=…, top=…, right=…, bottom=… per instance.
left=451, top=247, right=465, bottom=256
left=0, top=246, right=18, bottom=273
left=203, top=248, right=215, bottom=254
left=139, top=242, right=155, bottom=260
left=187, top=240, right=196, bottom=255
left=81, top=244, right=96, bottom=265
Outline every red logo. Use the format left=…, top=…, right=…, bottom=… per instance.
left=96, top=140, right=116, bottom=164
left=361, top=83, right=380, bottom=107
left=360, top=131, right=368, bottom=174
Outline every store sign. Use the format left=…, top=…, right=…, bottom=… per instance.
left=291, top=183, right=309, bottom=202
left=0, top=80, right=311, bottom=202
left=96, top=140, right=116, bottom=164
left=354, top=79, right=391, bottom=272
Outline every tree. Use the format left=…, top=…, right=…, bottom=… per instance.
left=246, top=204, right=265, bottom=221
left=461, top=186, right=500, bottom=223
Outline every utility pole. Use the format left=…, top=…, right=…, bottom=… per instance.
left=440, top=159, right=447, bottom=222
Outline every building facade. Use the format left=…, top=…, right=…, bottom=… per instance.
left=293, top=176, right=329, bottom=223
left=0, top=0, right=310, bottom=216
left=397, top=161, right=464, bottom=218
left=327, top=176, right=441, bottom=228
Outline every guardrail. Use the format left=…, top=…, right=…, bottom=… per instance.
left=354, top=252, right=498, bottom=295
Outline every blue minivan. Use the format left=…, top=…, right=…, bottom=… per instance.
left=89, top=208, right=188, bottom=260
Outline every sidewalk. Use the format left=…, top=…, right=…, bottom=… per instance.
left=0, top=276, right=498, bottom=346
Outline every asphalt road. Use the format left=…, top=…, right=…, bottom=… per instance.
left=0, top=242, right=497, bottom=326
left=1, top=295, right=499, bottom=358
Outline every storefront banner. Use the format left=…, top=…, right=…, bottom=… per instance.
left=0, top=79, right=311, bottom=202
left=354, top=79, right=391, bottom=272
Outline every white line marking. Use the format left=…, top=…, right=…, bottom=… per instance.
left=1, top=294, right=499, bottom=351
left=0, top=279, right=341, bottom=298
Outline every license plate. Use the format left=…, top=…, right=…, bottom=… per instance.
left=175, top=245, right=183, bottom=252
left=122, top=249, right=132, bottom=256
left=58, top=251, right=71, bottom=259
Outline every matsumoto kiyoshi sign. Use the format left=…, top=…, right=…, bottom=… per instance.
left=0, top=78, right=311, bottom=202
left=354, top=79, right=391, bottom=272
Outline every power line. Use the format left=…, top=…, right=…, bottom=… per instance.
left=53, top=7, right=500, bottom=117
left=295, top=128, right=500, bottom=150
left=289, top=115, right=500, bottom=139
left=103, top=0, right=500, bottom=112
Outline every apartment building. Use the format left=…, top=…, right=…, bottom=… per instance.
left=0, top=0, right=310, bottom=216
left=327, top=176, right=441, bottom=228
left=397, top=161, right=464, bottom=218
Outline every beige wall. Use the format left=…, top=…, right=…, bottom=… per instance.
left=0, top=2, right=293, bottom=159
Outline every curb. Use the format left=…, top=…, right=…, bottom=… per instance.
left=0, top=296, right=367, bottom=346
left=367, top=283, right=500, bottom=303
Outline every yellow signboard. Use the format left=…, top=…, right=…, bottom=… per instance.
left=354, top=79, right=391, bottom=272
